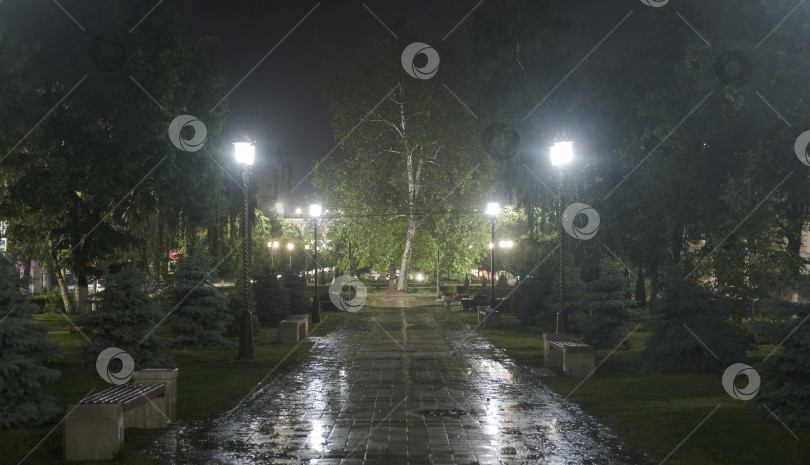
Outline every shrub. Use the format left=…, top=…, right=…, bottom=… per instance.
left=165, top=255, right=234, bottom=350
left=641, top=267, right=749, bottom=373
left=77, top=258, right=170, bottom=370
left=282, top=271, right=307, bottom=314
left=253, top=265, right=290, bottom=326
left=756, top=299, right=810, bottom=427
left=497, top=273, right=509, bottom=288
left=577, top=261, right=640, bottom=349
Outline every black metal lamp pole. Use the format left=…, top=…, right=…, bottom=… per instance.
left=239, top=164, right=254, bottom=358
left=312, top=214, right=321, bottom=323
left=490, top=218, right=496, bottom=308
left=556, top=167, right=567, bottom=335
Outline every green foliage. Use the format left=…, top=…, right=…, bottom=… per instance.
left=497, top=273, right=509, bottom=288
left=77, top=259, right=170, bottom=369
left=41, top=290, right=68, bottom=314
left=252, top=265, right=289, bottom=326
left=577, top=261, right=640, bottom=349
left=757, top=300, right=810, bottom=427
left=282, top=271, right=307, bottom=314
left=509, top=276, right=549, bottom=327
left=0, top=264, right=62, bottom=429
left=641, top=269, right=749, bottom=373
left=544, top=255, right=587, bottom=330
left=165, top=255, right=234, bottom=350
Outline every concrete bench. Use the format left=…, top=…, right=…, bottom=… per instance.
left=63, top=368, right=178, bottom=461
left=543, top=334, right=595, bottom=377
left=477, top=306, right=501, bottom=328
left=279, top=315, right=308, bottom=343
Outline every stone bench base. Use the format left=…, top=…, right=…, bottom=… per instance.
left=477, top=306, right=501, bottom=328
left=279, top=317, right=307, bottom=343
left=543, top=334, right=595, bottom=377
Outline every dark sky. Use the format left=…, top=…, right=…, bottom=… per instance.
left=166, top=0, right=641, bottom=208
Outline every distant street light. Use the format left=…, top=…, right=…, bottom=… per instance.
left=486, top=202, right=499, bottom=308
left=234, top=141, right=255, bottom=359
left=268, top=240, right=279, bottom=268
left=287, top=242, right=294, bottom=270
left=310, top=204, right=322, bottom=323
left=304, top=244, right=310, bottom=279
left=551, top=139, right=573, bottom=334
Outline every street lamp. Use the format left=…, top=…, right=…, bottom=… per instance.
left=234, top=141, right=255, bottom=359
left=287, top=242, right=294, bottom=270
left=551, top=139, right=573, bottom=334
left=268, top=240, right=279, bottom=268
left=310, top=204, right=322, bottom=323
left=304, top=244, right=310, bottom=279
left=485, top=202, right=499, bottom=308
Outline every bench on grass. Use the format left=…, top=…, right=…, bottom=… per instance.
left=477, top=306, right=501, bottom=328
left=543, top=334, right=595, bottom=377
left=279, top=314, right=309, bottom=343
left=64, top=368, right=178, bottom=461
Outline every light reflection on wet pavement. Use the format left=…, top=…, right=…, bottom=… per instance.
left=132, top=304, right=648, bottom=464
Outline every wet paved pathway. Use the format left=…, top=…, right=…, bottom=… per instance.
left=134, top=298, right=646, bottom=464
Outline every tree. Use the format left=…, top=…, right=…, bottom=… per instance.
left=252, top=264, right=290, bottom=326
left=282, top=271, right=308, bottom=314
left=315, top=31, right=495, bottom=292
left=77, top=258, right=169, bottom=368
left=0, top=0, right=228, bottom=314
left=0, top=262, right=62, bottom=429
left=641, top=268, right=749, bottom=373
left=577, top=261, right=639, bottom=349
left=756, top=300, right=810, bottom=427
left=165, top=255, right=234, bottom=350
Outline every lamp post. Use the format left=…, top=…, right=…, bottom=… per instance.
left=485, top=202, right=499, bottom=308
left=234, top=141, right=255, bottom=359
left=310, top=204, right=322, bottom=323
left=268, top=241, right=279, bottom=268
left=550, top=139, right=573, bottom=334
left=304, top=244, right=310, bottom=279
left=287, top=242, right=294, bottom=270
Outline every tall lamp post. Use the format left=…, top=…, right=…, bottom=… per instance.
left=304, top=244, right=310, bottom=279
left=310, top=204, right=322, bottom=323
left=550, top=139, right=573, bottom=334
left=268, top=240, right=279, bottom=268
left=234, top=141, right=255, bottom=359
left=287, top=242, right=294, bottom=270
left=485, top=202, right=499, bottom=308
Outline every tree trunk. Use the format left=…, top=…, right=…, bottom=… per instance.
left=398, top=214, right=416, bottom=292
left=75, top=272, right=89, bottom=315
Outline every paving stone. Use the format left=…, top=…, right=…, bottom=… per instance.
left=132, top=303, right=645, bottom=464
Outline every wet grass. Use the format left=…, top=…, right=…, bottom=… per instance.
left=455, top=310, right=810, bottom=465
left=0, top=310, right=352, bottom=465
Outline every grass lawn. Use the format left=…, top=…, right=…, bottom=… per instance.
left=455, top=310, right=810, bottom=465
left=1, top=311, right=351, bottom=465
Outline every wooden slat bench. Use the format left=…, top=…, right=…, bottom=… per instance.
left=64, top=368, right=178, bottom=461
left=543, top=334, right=595, bottom=377
left=279, top=315, right=308, bottom=343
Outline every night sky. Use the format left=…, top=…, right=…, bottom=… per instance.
left=165, top=0, right=643, bottom=206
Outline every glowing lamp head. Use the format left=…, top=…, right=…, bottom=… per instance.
left=233, top=142, right=255, bottom=166
left=287, top=242, right=294, bottom=250
left=550, top=140, right=573, bottom=166
left=485, top=202, right=499, bottom=217
left=310, top=204, right=322, bottom=218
